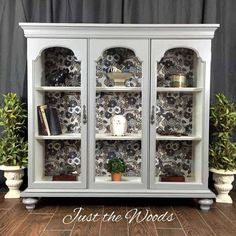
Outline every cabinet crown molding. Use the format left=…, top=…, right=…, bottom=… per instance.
left=19, top=23, right=219, bottom=39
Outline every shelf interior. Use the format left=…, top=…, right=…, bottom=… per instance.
left=36, top=86, right=81, bottom=91
left=95, top=140, right=142, bottom=178
left=96, top=92, right=142, bottom=135
left=155, top=140, right=202, bottom=183
left=96, top=87, right=142, bottom=92
left=36, top=133, right=81, bottom=140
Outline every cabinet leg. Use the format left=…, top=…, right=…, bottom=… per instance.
left=198, top=199, right=213, bottom=212
left=22, top=198, right=39, bottom=211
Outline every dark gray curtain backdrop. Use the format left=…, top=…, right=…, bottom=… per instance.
left=0, top=0, right=236, bottom=190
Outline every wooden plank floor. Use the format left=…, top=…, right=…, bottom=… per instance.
left=0, top=192, right=236, bottom=236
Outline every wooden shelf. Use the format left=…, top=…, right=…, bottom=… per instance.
left=35, top=86, right=81, bottom=91
left=156, top=87, right=202, bottom=93
left=36, top=133, right=81, bottom=140
left=95, top=176, right=142, bottom=183
left=96, top=133, right=142, bottom=140
left=96, top=86, right=142, bottom=92
left=156, top=134, right=201, bottom=141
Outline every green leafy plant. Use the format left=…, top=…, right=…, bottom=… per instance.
left=58, top=163, right=77, bottom=176
left=107, top=158, right=126, bottom=173
left=209, top=93, right=236, bottom=171
left=0, top=93, right=28, bottom=167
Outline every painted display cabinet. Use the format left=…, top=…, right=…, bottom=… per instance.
left=19, top=23, right=219, bottom=211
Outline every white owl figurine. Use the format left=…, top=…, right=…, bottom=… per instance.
left=110, top=115, right=127, bottom=136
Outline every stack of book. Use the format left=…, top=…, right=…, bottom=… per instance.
left=37, top=105, right=62, bottom=135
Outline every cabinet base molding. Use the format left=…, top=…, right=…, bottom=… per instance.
left=21, top=188, right=216, bottom=196
left=21, top=188, right=215, bottom=211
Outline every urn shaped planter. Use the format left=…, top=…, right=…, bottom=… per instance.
left=0, top=165, right=25, bottom=198
left=210, top=168, right=236, bottom=204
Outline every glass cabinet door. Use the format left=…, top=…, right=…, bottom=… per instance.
left=30, top=39, right=87, bottom=189
left=150, top=40, right=208, bottom=190
left=89, top=39, right=149, bottom=189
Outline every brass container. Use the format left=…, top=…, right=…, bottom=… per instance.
left=170, top=74, right=186, bottom=87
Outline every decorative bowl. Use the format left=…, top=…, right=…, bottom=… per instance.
left=107, top=72, right=132, bottom=86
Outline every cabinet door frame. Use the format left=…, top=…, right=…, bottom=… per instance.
left=88, top=39, right=150, bottom=190
left=150, top=39, right=212, bottom=190
left=28, top=38, right=88, bottom=189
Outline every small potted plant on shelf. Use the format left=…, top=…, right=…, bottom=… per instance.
left=0, top=93, right=28, bottom=198
left=53, top=162, right=77, bottom=181
left=209, top=93, right=236, bottom=203
left=159, top=163, right=185, bottom=182
left=107, top=158, right=126, bottom=181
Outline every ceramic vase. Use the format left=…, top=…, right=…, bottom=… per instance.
left=210, top=168, right=236, bottom=204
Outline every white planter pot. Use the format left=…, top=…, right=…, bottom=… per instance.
left=0, top=165, right=25, bottom=198
left=210, top=168, right=236, bottom=204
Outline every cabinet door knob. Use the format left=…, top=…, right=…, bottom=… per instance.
left=151, top=105, right=155, bottom=124
left=82, top=105, right=87, bottom=124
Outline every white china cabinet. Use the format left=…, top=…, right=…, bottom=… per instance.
left=19, top=23, right=219, bottom=211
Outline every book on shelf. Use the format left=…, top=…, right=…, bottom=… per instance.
left=37, top=105, right=62, bottom=136
left=37, top=105, right=50, bottom=135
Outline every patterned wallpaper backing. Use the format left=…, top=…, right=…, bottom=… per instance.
left=156, top=141, right=193, bottom=178
left=44, top=47, right=81, bottom=86
left=42, top=47, right=195, bottom=178
left=156, top=93, right=193, bottom=136
left=157, top=48, right=196, bottom=87
left=96, top=140, right=142, bottom=177
left=96, top=92, right=142, bottom=134
left=96, top=47, right=142, bottom=87
left=45, top=92, right=81, bottom=134
left=45, top=140, right=81, bottom=176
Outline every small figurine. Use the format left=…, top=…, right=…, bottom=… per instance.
left=110, top=115, right=127, bottom=136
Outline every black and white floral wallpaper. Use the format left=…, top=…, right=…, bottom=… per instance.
left=157, top=48, right=196, bottom=87
left=96, top=140, right=142, bottom=177
left=96, top=47, right=142, bottom=87
left=42, top=47, right=195, bottom=180
left=45, top=140, right=81, bottom=176
left=155, top=141, right=192, bottom=178
left=44, top=47, right=81, bottom=86
left=45, top=92, right=81, bottom=134
left=96, top=92, right=142, bottom=134
left=156, top=93, right=193, bottom=136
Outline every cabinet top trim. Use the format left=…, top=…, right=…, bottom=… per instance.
left=19, top=23, right=219, bottom=39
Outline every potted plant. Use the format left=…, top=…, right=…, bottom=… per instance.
left=159, top=163, right=185, bottom=182
left=53, top=163, right=77, bottom=181
left=209, top=93, right=236, bottom=203
left=0, top=93, right=28, bottom=198
left=107, top=158, right=126, bottom=181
